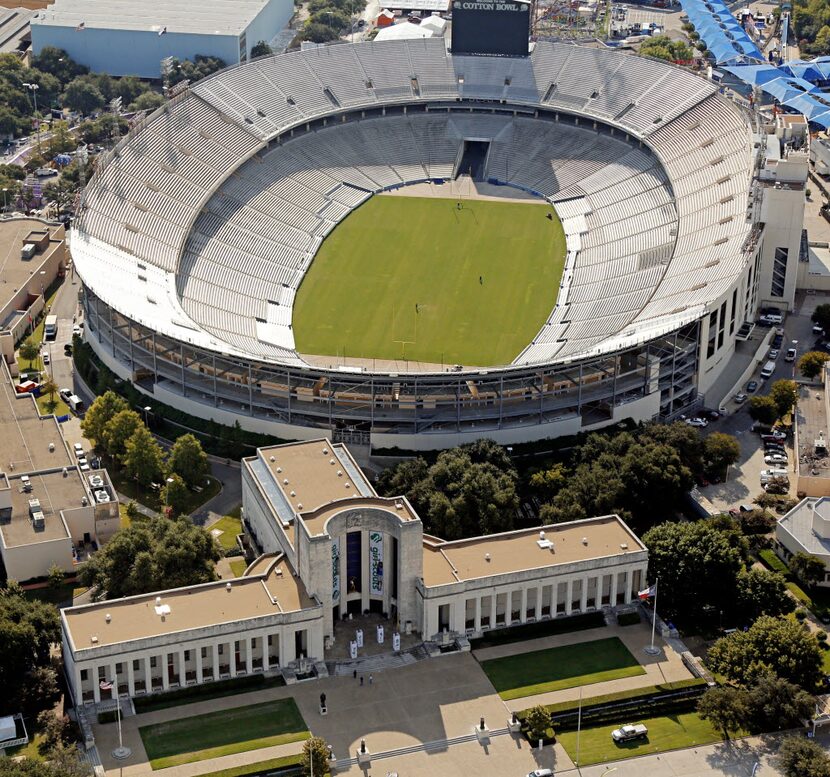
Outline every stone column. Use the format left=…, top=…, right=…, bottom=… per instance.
left=474, top=597, right=481, bottom=631
left=610, top=571, right=619, bottom=607
left=178, top=649, right=186, bottom=685
left=624, top=569, right=633, bottom=603
left=144, top=657, right=152, bottom=693
left=92, top=668, right=101, bottom=703
left=196, top=647, right=204, bottom=684
left=246, top=638, right=253, bottom=674
left=565, top=579, right=574, bottom=615
left=212, top=642, right=220, bottom=679
left=74, top=667, right=84, bottom=704
left=230, top=641, right=238, bottom=676
left=535, top=585, right=543, bottom=619
left=162, top=654, right=170, bottom=690
left=520, top=587, right=528, bottom=623
left=127, top=659, right=136, bottom=697
left=262, top=635, right=270, bottom=672
left=580, top=577, right=589, bottom=612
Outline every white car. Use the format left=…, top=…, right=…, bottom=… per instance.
left=72, top=324, right=83, bottom=336
left=785, top=348, right=797, bottom=362
left=684, top=417, right=708, bottom=428
left=734, top=393, right=748, bottom=404
left=42, top=351, right=50, bottom=365
left=764, top=453, right=787, bottom=465
left=769, top=349, right=779, bottom=360
left=612, top=724, right=648, bottom=742
left=814, top=324, right=825, bottom=334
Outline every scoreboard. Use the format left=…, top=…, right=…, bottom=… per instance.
left=450, top=0, right=531, bottom=57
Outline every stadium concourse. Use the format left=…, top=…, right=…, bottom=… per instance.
left=70, top=39, right=793, bottom=450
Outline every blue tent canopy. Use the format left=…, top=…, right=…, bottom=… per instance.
left=680, top=0, right=764, bottom=63
left=722, top=63, right=783, bottom=85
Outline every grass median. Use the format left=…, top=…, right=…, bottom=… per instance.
left=480, top=636, right=645, bottom=700
left=139, top=698, right=309, bottom=769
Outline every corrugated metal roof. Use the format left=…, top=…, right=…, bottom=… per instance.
left=32, top=0, right=270, bottom=35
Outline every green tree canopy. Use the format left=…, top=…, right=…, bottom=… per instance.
left=122, top=425, right=165, bottom=487
left=0, top=584, right=61, bottom=716
left=160, top=473, right=189, bottom=516
left=639, top=35, right=694, bottom=61
left=167, top=433, right=209, bottom=487
left=30, top=46, right=88, bottom=85
left=376, top=440, right=518, bottom=540
left=81, top=390, right=129, bottom=448
left=130, top=91, right=165, bottom=112
left=813, top=303, right=830, bottom=333
left=18, top=338, right=39, bottom=368
left=703, top=432, right=740, bottom=478
left=748, top=395, right=778, bottom=424
left=78, top=515, right=220, bottom=599
left=301, top=736, right=330, bottom=777
left=250, top=40, right=273, bottom=57
left=102, top=408, right=143, bottom=462
left=524, top=704, right=553, bottom=740
left=696, top=686, right=747, bottom=739
left=799, top=351, right=830, bottom=380
left=301, top=22, right=341, bottom=42
left=770, top=379, right=799, bottom=419
left=776, top=734, right=830, bottom=777
left=706, top=615, right=823, bottom=690
left=745, top=674, right=816, bottom=732
left=642, top=520, right=743, bottom=622
left=735, top=567, right=795, bottom=620
left=62, top=77, right=105, bottom=115
left=791, top=551, right=827, bottom=587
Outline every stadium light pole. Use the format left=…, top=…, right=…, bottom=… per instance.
left=22, top=83, right=40, bottom=152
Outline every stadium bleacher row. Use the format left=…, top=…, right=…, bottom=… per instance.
left=72, top=39, right=754, bottom=369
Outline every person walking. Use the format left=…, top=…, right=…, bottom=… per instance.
left=369, top=674, right=374, bottom=685
left=360, top=674, right=364, bottom=686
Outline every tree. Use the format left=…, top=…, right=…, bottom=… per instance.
left=251, top=40, right=273, bottom=57
left=102, top=409, right=143, bottom=462
left=122, top=425, right=165, bottom=488
left=696, top=686, right=747, bottom=740
left=160, top=473, right=189, bottom=516
left=38, top=376, right=58, bottom=411
left=770, top=379, right=799, bottom=419
left=528, top=463, right=568, bottom=500
left=18, top=338, right=39, bottom=368
left=301, top=736, right=330, bottom=777
left=46, top=564, right=65, bottom=592
left=167, top=433, right=209, bottom=487
left=706, top=615, right=823, bottom=690
left=80, top=390, right=128, bottom=448
left=36, top=710, right=73, bottom=754
left=738, top=508, right=775, bottom=535
left=735, top=567, right=795, bottom=620
left=639, top=35, right=694, bottom=62
left=746, top=675, right=816, bottom=732
left=791, top=551, right=827, bottom=588
left=777, top=735, right=830, bottom=777
left=703, top=432, right=740, bottom=478
left=31, top=46, right=88, bottom=85
left=643, top=521, right=743, bottom=623
left=302, top=22, right=341, bottom=42
left=18, top=666, right=60, bottom=720
left=812, top=303, right=830, bottom=333
left=524, top=704, right=553, bottom=740
left=0, top=585, right=61, bottom=716
left=130, top=91, right=165, bottom=112
left=0, top=749, right=89, bottom=777
left=748, top=395, right=778, bottom=424
left=63, top=77, right=105, bottom=116
left=799, top=351, right=830, bottom=380
left=78, top=515, right=220, bottom=599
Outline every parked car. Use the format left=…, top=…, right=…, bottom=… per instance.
left=685, top=417, right=708, bottom=428
left=764, top=453, right=788, bottom=465
left=699, top=409, right=720, bottom=420
left=746, top=381, right=759, bottom=393
left=526, top=771, right=553, bottom=777
left=769, top=349, right=779, bottom=360
left=612, top=724, right=648, bottom=742
left=761, top=431, right=787, bottom=443
left=42, top=351, right=50, bottom=365
left=73, top=324, right=82, bottom=336
left=59, top=387, right=72, bottom=401
left=729, top=504, right=755, bottom=517
left=785, top=347, right=797, bottom=362
left=765, top=445, right=786, bottom=455
left=734, top=393, right=747, bottom=404
left=814, top=324, right=825, bottom=334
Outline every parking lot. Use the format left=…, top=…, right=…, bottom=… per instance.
left=696, top=294, right=826, bottom=513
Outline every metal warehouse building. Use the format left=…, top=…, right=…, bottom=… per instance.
left=30, top=0, right=293, bottom=79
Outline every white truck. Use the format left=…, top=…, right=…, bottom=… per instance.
left=611, top=724, right=648, bottom=743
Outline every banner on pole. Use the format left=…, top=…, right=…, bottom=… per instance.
left=332, top=538, right=341, bottom=601
left=369, top=531, right=384, bottom=595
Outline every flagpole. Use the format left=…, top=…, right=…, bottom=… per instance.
left=108, top=678, right=132, bottom=760
left=575, top=686, right=582, bottom=769
left=644, top=578, right=660, bottom=656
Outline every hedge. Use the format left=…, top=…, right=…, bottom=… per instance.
left=616, top=611, right=641, bottom=626
left=198, top=754, right=303, bottom=777
left=516, top=677, right=709, bottom=739
left=470, top=611, right=606, bottom=649
left=133, top=674, right=286, bottom=713
left=758, top=549, right=789, bottom=575
left=97, top=710, right=119, bottom=724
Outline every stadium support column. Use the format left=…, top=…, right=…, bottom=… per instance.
left=152, top=332, right=158, bottom=389
left=180, top=344, right=186, bottom=398
left=213, top=355, right=218, bottom=407
left=248, top=364, right=253, bottom=416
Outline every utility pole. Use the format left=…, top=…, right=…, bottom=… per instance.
left=22, top=82, right=41, bottom=152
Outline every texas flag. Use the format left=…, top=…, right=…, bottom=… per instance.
left=638, top=585, right=656, bottom=600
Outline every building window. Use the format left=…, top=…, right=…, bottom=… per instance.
left=729, top=288, right=738, bottom=335
left=80, top=669, right=88, bottom=682
left=218, top=645, right=224, bottom=655
left=771, top=247, right=788, bottom=297
left=184, top=650, right=190, bottom=662
left=201, top=647, right=208, bottom=659
left=150, top=657, right=157, bottom=668
left=706, top=310, right=717, bottom=358
left=97, top=666, right=106, bottom=680
left=346, top=531, right=362, bottom=593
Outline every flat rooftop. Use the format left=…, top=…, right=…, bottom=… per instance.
left=422, top=515, right=645, bottom=587
left=0, top=362, right=72, bottom=474
left=778, top=498, right=830, bottom=557
left=63, top=556, right=317, bottom=651
left=0, top=469, right=88, bottom=548
left=0, top=218, right=63, bottom=315
left=301, top=495, right=418, bottom=536
left=796, top=381, right=830, bottom=479
left=33, top=0, right=275, bottom=34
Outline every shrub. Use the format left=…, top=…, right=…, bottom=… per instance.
left=617, top=611, right=641, bottom=626
left=132, top=673, right=285, bottom=713
left=795, top=608, right=807, bottom=621
left=469, top=611, right=606, bottom=649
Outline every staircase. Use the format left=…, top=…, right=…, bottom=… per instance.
left=328, top=644, right=429, bottom=677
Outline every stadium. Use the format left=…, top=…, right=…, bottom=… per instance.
left=71, top=38, right=762, bottom=450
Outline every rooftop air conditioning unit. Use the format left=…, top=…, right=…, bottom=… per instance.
left=32, top=511, right=45, bottom=530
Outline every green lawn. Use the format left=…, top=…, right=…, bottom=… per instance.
left=209, top=515, right=244, bottom=552
left=230, top=558, right=249, bottom=577
left=139, top=698, right=309, bottom=769
left=197, top=754, right=302, bottom=777
left=112, top=473, right=221, bottom=515
left=480, top=636, right=645, bottom=700
left=557, top=712, right=734, bottom=766
left=293, top=195, right=566, bottom=366
left=35, top=393, right=70, bottom=417
left=23, top=583, right=86, bottom=607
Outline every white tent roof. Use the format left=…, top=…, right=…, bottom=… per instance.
left=0, top=716, right=17, bottom=742
left=374, top=20, right=435, bottom=40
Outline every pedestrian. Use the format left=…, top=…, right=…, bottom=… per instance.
left=353, top=669, right=357, bottom=680
left=360, top=674, right=364, bottom=686
left=369, top=674, right=373, bottom=685
left=457, top=201, right=461, bottom=210
left=479, top=275, right=483, bottom=285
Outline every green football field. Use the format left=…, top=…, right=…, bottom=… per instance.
left=292, top=195, right=566, bottom=366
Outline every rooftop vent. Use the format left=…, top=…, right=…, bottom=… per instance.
left=323, top=448, right=329, bottom=455
left=297, top=503, right=303, bottom=510
left=156, top=596, right=162, bottom=605
left=539, top=530, right=545, bottom=539
left=620, top=543, right=629, bottom=550
left=345, top=483, right=350, bottom=489
left=276, top=466, right=282, bottom=473
left=283, top=478, right=289, bottom=485
left=226, top=582, right=232, bottom=591
left=485, top=553, right=491, bottom=562
left=105, top=613, right=111, bottom=623
left=91, top=636, right=98, bottom=644
left=270, top=456, right=276, bottom=462
left=337, top=470, right=342, bottom=477
left=276, top=568, right=283, bottom=577
left=48, top=442, right=54, bottom=452
left=330, top=459, right=336, bottom=465
left=582, top=537, right=588, bottom=545
left=395, top=502, right=403, bottom=510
